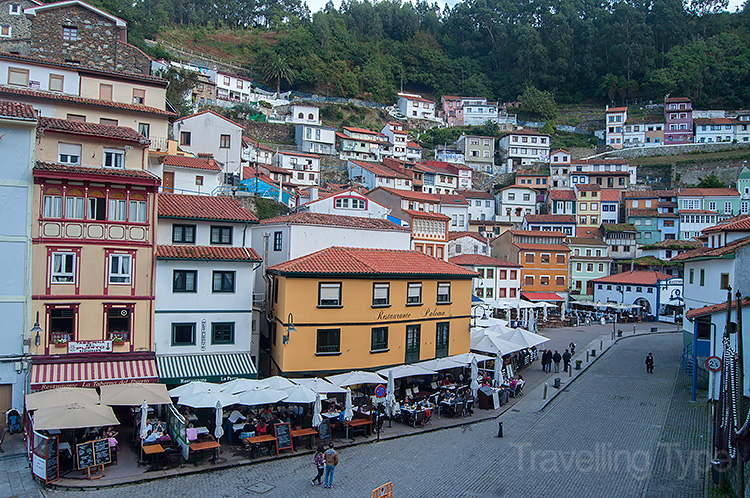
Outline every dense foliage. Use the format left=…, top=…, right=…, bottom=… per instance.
left=93, top=0, right=750, bottom=108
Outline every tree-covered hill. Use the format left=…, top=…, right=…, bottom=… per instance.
left=92, top=0, right=750, bottom=108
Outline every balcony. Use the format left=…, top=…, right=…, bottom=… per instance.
left=149, top=136, right=169, bottom=152
left=40, top=219, right=150, bottom=243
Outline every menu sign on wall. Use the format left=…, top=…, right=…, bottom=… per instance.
left=68, top=341, right=113, bottom=353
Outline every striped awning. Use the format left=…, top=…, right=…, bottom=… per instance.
left=31, top=354, right=158, bottom=391
left=157, top=353, right=257, bottom=384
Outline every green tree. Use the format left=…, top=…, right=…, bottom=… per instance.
left=155, top=66, right=198, bottom=117
left=696, top=174, right=728, bottom=188
left=260, top=50, right=294, bottom=98
left=519, top=86, right=558, bottom=120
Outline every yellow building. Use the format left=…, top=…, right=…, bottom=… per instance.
left=576, top=184, right=601, bottom=233
left=267, top=247, right=476, bottom=376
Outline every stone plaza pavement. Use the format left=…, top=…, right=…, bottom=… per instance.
left=36, top=330, right=709, bottom=498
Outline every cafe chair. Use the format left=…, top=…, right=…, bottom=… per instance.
left=165, top=448, right=182, bottom=469
left=452, top=401, right=465, bottom=419
left=464, top=399, right=474, bottom=417
left=413, top=410, right=424, bottom=428
left=422, top=410, right=432, bottom=426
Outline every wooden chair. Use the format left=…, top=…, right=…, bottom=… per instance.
left=413, top=410, right=425, bottom=428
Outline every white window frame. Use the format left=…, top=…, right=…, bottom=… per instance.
left=51, top=252, right=75, bottom=283
left=58, top=143, right=81, bottom=165
left=129, top=200, right=147, bottom=222
left=0, top=25, right=11, bottom=37
left=43, top=194, right=62, bottom=218
left=109, top=253, right=132, bottom=284
left=108, top=198, right=127, bottom=221
left=8, top=4, right=20, bottom=14
left=103, top=148, right=124, bottom=169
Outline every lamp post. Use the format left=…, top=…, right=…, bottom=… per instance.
left=282, top=313, right=296, bottom=346
left=31, top=311, right=42, bottom=348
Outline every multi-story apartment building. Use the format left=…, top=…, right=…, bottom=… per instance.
left=421, top=160, right=462, bottom=195
left=274, top=151, right=320, bottom=187
left=550, top=149, right=571, bottom=188
left=459, top=189, right=495, bottom=222
left=522, top=214, right=576, bottom=237
left=457, top=134, right=495, bottom=173
left=267, top=247, right=474, bottom=374
left=398, top=92, right=436, bottom=121
left=154, top=194, right=262, bottom=382
left=29, top=117, right=160, bottom=389
left=450, top=254, right=521, bottom=305
left=664, top=97, right=694, bottom=144
left=151, top=154, right=222, bottom=196
left=568, top=237, right=611, bottom=297
left=440, top=95, right=463, bottom=126
left=381, top=122, right=408, bottom=160
left=495, top=186, right=538, bottom=224
left=439, top=193, right=470, bottom=232
left=242, top=136, right=274, bottom=167
left=288, top=104, right=321, bottom=125
left=549, top=189, right=576, bottom=216
left=0, top=101, right=36, bottom=413
left=491, top=230, right=569, bottom=301
left=600, top=190, right=621, bottom=224
left=601, top=223, right=638, bottom=273
left=348, top=159, right=412, bottom=191
left=295, top=124, right=336, bottom=155
left=515, top=170, right=550, bottom=192
left=677, top=187, right=740, bottom=239
left=605, top=106, right=627, bottom=148
left=575, top=184, right=601, bottom=232
left=446, top=231, right=490, bottom=258
left=694, top=118, right=737, bottom=143
left=497, top=130, right=551, bottom=170
left=337, top=126, right=392, bottom=162
left=461, top=98, right=499, bottom=126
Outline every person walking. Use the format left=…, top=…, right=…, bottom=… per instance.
left=540, top=350, right=548, bottom=371
left=562, top=349, right=572, bottom=372
left=569, top=342, right=576, bottom=355
left=645, top=353, right=654, bottom=374
left=323, top=442, right=339, bottom=488
left=543, top=350, right=553, bottom=373
left=311, top=444, right=325, bottom=486
left=552, top=350, right=562, bottom=373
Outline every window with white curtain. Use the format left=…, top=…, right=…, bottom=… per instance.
left=109, top=254, right=131, bottom=284
left=108, top=198, right=127, bottom=221
left=51, top=252, right=75, bottom=283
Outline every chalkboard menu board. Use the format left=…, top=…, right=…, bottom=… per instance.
left=274, top=422, right=293, bottom=454
left=46, top=436, right=59, bottom=483
left=76, top=441, right=95, bottom=470
left=317, top=418, right=331, bottom=441
left=93, top=439, right=111, bottom=466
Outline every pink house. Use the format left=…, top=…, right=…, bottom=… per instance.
left=664, top=97, right=693, bottom=144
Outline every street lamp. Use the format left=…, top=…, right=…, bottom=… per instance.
left=282, top=313, right=296, bottom=346
left=31, top=311, right=42, bottom=347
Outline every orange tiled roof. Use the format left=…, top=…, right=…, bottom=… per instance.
left=38, top=116, right=146, bottom=142
left=524, top=214, right=576, bottom=224
left=515, top=243, right=570, bottom=252
left=0, top=100, right=36, bottom=120
left=510, top=229, right=567, bottom=237
left=158, top=193, right=258, bottom=222
left=268, top=246, right=476, bottom=277
left=369, top=186, right=440, bottom=202
left=679, top=188, right=739, bottom=197
left=403, top=209, right=450, bottom=220
left=457, top=189, right=495, bottom=200
left=672, top=235, right=750, bottom=261
left=33, top=161, right=159, bottom=182
left=600, top=190, right=622, bottom=202
left=163, top=155, right=221, bottom=172
left=447, top=231, right=487, bottom=243
left=703, top=215, right=750, bottom=233
left=591, top=270, right=677, bottom=285
left=156, top=245, right=261, bottom=262
left=449, top=254, right=522, bottom=267
left=260, top=212, right=409, bottom=231
left=686, top=299, right=750, bottom=319
left=549, top=189, right=576, bottom=200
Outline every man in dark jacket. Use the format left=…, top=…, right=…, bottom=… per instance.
left=552, top=351, right=562, bottom=373
left=562, top=349, right=572, bottom=372
left=543, top=350, right=553, bottom=372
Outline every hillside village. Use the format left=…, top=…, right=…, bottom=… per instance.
left=3, top=0, right=750, bottom=493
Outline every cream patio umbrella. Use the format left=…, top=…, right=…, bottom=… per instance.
left=291, top=378, right=346, bottom=394
left=214, top=400, right=224, bottom=440
left=312, top=393, right=323, bottom=428
left=100, top=383, right=172, bottom=406
left=25, top=387, right=99, bottom=411
left=326, top=371, right=385, bottom=387
left=470, top=357, right=479, bottom=397
left=33, top=403, right=119, bottom=431
left=385, top=370, right=397, bottom=419
left=139, top=400, right=149, bottom=440
left=343, top=387, right=354, bottom=422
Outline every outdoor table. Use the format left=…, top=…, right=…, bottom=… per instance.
left=291, top=428, right=318, bottom=450
left=142, top=443, right=165, bottom=468
left=187, top=414, right=199, bottom=423
left=243, top=434, right=277, bottom=458
left=189, top=440, right=220, bottom=464
left=322, top=411, right=340, bottom=419
left=343, top=418, right=373, bottom=438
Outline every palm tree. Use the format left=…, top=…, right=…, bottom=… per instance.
left=261, top=53, right=293, bottom=99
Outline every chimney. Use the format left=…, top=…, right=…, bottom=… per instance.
left=311, top=187, right=319, bottom=201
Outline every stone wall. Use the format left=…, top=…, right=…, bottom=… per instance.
left=28, top=5, right=149, bottom=74
left=0, top=0, right=36, bottom=55
left=607, top=141, right=750, bottom=159
left=244, top=121, right=295, bottom=145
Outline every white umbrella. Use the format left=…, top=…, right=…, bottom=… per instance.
left=470, top=357, right=479, bottom=397
left=326, top=371, right=385, bottom=387
left=493, top=354, right=503, bottom=388
left=100, top=383, right=172, bottom=406
left=257, top=376, right=296, bottom=390
left=214, top=400, right=224, bottom=440
left=168, top=381, right=219, bottom=398
left=343, top=387, right=354, bottom=422
left=279, top=385, right=317, bottom=404
left=450, top=352, right=494, bottom=365
left=376, top=364, right=437, bottom=379
left=417, top=357, right=464, bottom=371
left=236, top=388, right=287, bottom=406
left=385, top=370, right=397, bottom=418
left=470, top=328, right=525, bottom=356
left=312, top=392, right=322, bottom=428
left=291, top=378, right=346, bottom=394
left=219, top=378, right=265, bottom=394
left=497, top=328, right=550, bottom=349
left=139, top=400, right=149, bottom=440
left=179, top=391, right=240, bottom=409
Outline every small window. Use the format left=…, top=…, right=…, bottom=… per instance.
left=556, top=276, right=565, bottom=286
left=108, top=195, right=126, bottom=221
left=8, top=4, right=20, bottom=14
left=407, top=282, right=422, bottom=304
left=721, top=273, right=730, bottom=290
left=210, top=226, right=232, bottom=245
left=316, top=328, right=340, bottom=354
left=556, top=254, right=565, bottom=264
left=195, top=175, right=203, bottom=186
left=62, top=26, right=78, bottom=41
left=0, top=25, right=11, bottom=37
left=180, top=131, right=191, bottom=146
left=319, top=282, right=342, bottom=307
left=173, top=270, right=197, bottom=292
left=436, top=282, right=451, bottom=303
left=435, top=322, right=450, bottom=357
left=66, top=114, right=86, bottom=122
left=51, top=252, right=75, bottom=283
left=99, top=84, right=113, bottom=101
left=700, top=269, right=705, bottom=287
left=108, top=254, right=132, bottom=284
left=133, top=88, right=145, bottom=105
left=172, top=224, right=195, bottom=243
left=220, top=134, right=231, bottom=148
left=65, top=191, right=84, bottom=219
left=8, top=67, right=28, bottom=86
left=525, top=253, right=534, bottom=264
left=43, top=191, right=62, bottom=218
left=106, top=307, right=131, bottom=341
left=211, top=322, right=235, bottom=344
left=372, top=282, right=389, bottom=306
left=138, top=123, right=150, bottom=138
left=129, top=197, right=146, bottom=222
left=212, top=271, right=235, bottom=292
left=371, top=327, right=388, bottom=352
left=103, top=149, right=124, bottom=168
left=100, top=118, right=118, bottom=127
left=273, top=231, right=282, bottom=251
left=172, top=323, right=196, bottom=346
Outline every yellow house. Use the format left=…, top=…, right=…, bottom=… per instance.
left=267, top=247, right=476, bottom=376
left=575, top=184, right=601, bottom=233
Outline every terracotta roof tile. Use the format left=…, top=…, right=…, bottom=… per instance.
left=600, top=190, right=621, bottom=202
left=447, top=231, right=487, bottom=243
left=260, top=212, right=409, bottom=231
left=549, top=189, right=576, bottom=200
left=156, top=245, right=261, bottom=262
left=665, top=97, right=691, bottom=103
left=524, top=214, right=576, bottom=224
left=628, top=208, right=658, bottom=217
left=269, top=246, right=476, bottom=277
left=0, top=85, right=177, bottom=118
left=622, top=190, right=675, bottom=199
left=158, top=193, right=258, bottom=222
left=437, top=193, right=468, bottom=205
left=576, top=184, right=601, bottom=191
left=0, top=100, right=36, bottom=120
left=672, top=235, right=750, bottom=261
left=34, top=161, right=158, bottom=182
left=686, top=299, right=750, bottom=319
left=679, top=188, right=739, bottom=197
left=38, top=116, right=145, bottom=142
left=403, top=209, right=451, bottom=220
left=511, top=229, right=567, bottom=237
left=175, top=109, right=244, bottom=129
left=591, top=270, right=676, bottom=285
left=407, top=141, right=422, bottom=148
left=164, top=155, right=221, bottom=171
left=449, top=254, right=522, bottom=267
left=369, top=186, right=440, bottom=202
left=703, top=215, right=750, bottom=233
left=567, top=236, right=609, bottom=246
left=515, top=243, right=570, bottom=252
left=606, top=107, right=628, bottom=112
left=457, top=189, right=495, bottom=200
left=350, top=160, right=408, bottom=179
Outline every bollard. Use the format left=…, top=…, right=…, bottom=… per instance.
left=591, top=349, right=596, bottom=357
left=633, top=325, right=636, bottom=335
left=586, top=351, right=589, bottom=362
left=600, top=339, right=603, bottom=350
left=497, top=421, right=503, bottom=438
left=569, top=364, right=572, bottom=377
left=543, top=383, right=548, bottom=399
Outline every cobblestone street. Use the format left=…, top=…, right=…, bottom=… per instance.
left=32, top=330, right=708, bottom=498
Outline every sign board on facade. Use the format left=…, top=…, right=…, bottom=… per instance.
left=67, top=341, right=113, bottom=354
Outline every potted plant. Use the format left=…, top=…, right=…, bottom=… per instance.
left=53, top=338, right=68, bottom=347
left=111, top=336, right=126, bottom=345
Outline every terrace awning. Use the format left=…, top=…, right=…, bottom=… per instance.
left=157, top=352, right=257, bottom=384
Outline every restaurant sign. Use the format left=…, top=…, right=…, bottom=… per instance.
left=67, top=341, right=113, bottom=353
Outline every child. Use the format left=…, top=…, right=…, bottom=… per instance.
left=311, top=444, right=325, bottom=485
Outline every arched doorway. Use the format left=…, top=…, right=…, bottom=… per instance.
left=634, top=298, right=651, bottom=315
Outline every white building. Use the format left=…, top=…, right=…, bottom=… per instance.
left=154, top=193, right=262, bottom=381
left=381, top=122, right=408, bottom=160
left=298, top=188, right=391, bottom=219
left=604, top=106, right=627, bottom=149
left=591, top=271, right=683, bottom=319
left=522, top=214, right=576, bottom=236
left=148, top=155, right=222, bottom=195
left=450, top=254, right=522, bottom=304
left=549, top=189, right=577, bottom=216
left=0, top=102, right=36, bottom=414
left=447, top=231, right=490, bottom=258
left=295, top=124, right=336, bottom=155
left=242, top=136, right=274, bottom=167
left=173, top=110, right=245, bottom=184
left=461, top=98, right=499, bottom=126
left=600, top=190, right=621, bottom=224
left=288, top=104, right=321, bottom=125
left=274, top=151, right=320, bottom=186
left=439, top=193, right=470, bottom=232
left=460, top=190, right=496, bottom=222
left=347, top=159, right=412, bottom=191
left=398, top=92, right=436, bottom=121
left=694, top=118, right=737, bottom=143
left=550, top=149, right=571, bottom=188
left=434, top=149, right=465, bottom=165
left=498, top=130, right=551, bottom=170
left=406, top=141, right=423, bottom=161
left=495, top=186, right=538, bottom=224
